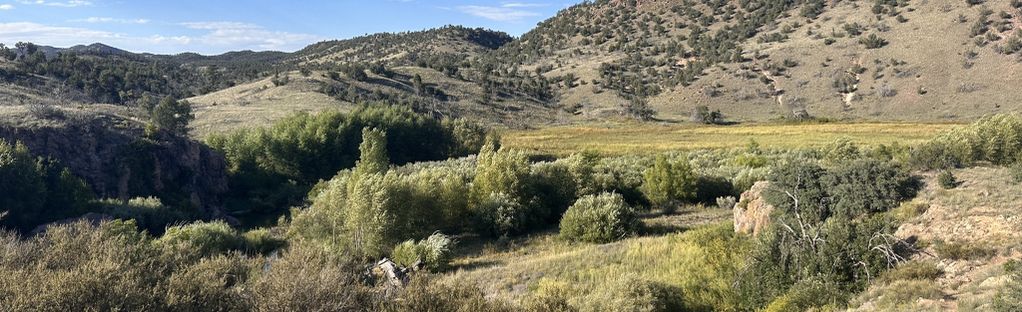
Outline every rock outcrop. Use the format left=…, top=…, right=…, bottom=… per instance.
left=0, top=107, right=228, bottom=217
left=734, top=181, right=774, bottom=236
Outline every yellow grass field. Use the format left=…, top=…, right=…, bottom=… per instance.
left=503, top=122, right=960, bottom=156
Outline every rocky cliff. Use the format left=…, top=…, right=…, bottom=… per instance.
left=0, top=105, right=228, bottom=217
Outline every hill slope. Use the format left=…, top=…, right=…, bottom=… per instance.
left=5, top=1, right=1022, bottom=134
left=187, top=26, right=562, bottom=135
left=494, top=0, right=1022, bottom=122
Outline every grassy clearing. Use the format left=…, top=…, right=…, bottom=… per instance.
left=503, top=122, right=957, bottom=156
left=439, top=208, right=738, bottom=308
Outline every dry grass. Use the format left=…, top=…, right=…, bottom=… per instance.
left=503, top=121, right=956, bottom=156
left=883, top=166, right=1022, bottom=310
left=439, top=208, right=738, bottom=308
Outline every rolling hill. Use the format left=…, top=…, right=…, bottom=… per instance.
left=3, top=0, right=1021, bottom=135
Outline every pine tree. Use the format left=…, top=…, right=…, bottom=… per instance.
left=150, top=96, right=194, bottom=135
left=413, top=74, right=426, bottom=96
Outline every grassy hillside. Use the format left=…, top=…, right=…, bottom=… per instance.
left=491, top=0, right=1022, bottom=122
left=7, top=1, right=1021, bottom=134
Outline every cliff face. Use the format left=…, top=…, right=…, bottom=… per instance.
left=0, top=108, right=228, bottom=217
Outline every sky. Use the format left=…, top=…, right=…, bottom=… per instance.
left=0, top=0, right=579, bottom=55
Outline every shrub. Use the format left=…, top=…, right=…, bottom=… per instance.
left=560, top=193, right=639, bottom=243
left=852, top=279, right=944, bottom=310
left=338, top=173, right=396, bottom=259
left=158, top=221, right=245, bottom=258
left=933, top=240, right=995, bottom=260
left=475, top=192, right=532, bottom=237
left=695, top=175, right=735, bottom=205
left=877, top=261, right=943, bottom=284
left=911, top=114, right=1022, bottom=168
left=0, top=220, right=165, bottom=311
left=890, top=200, right=930, bottom=222
left=593, top=155, right=651, bottom=206
left=443, top=118, right=488, bottom=156
left=579, top=274, right=684, bottom=312
left=525, top=279, right=578, bottom=312
left=716, top=196, right=737, bottom=209
left=642, top=154, right=697, bottom=212
left=859, top=33, right=889, bottom=49
left=832, top=73, right=858, bottom=93
left=353, top=127, right=389, bottom=176
left=391, top=240, right=422, bottom=269
left=250, top=245, right=374, bottom=311
left=938, top=171, right=958, bottom=189
left=825, top=159, right=916, bottom=216
left=624, top=97, right=656, bottom=121
left=390, top=233, right=454, bottom=272
left=994, top=270, right=1022, bottom=311
left=242, top=228, right=286, bottom=254
left=691, top=105, right=725, bottom=124
left=908, top=141, right=966, bottom=170
left=96, top=197, right=187, bottom=234
left=471, top=138, right=530, bottom=206
left=165, top=254, right=254, bottom=311
left=529, top=161, right=580, bottom=223
left=383, top=277, right=513, bottom=312
left=763, top=277, right=845, bottom=312
left=738, top=160, right=917, bottom=310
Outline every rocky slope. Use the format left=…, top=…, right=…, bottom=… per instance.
left=0, top=105, right=228, bottom=216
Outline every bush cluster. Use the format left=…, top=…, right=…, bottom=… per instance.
left=391, top=233, right=455, bottom=272
left=0, top=140, right=93, bottom=232
left=910, top=114, right=1022, bottom=169
left=642, top=154, right=697, bottom=212
left=207, top=105, right=486, bottom=226
left=559, top=193, right=639, bottom=243
left=736, top=159, right=918, bottom=310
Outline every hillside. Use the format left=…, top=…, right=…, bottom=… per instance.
left=3, top=0, right=1021, bottom=134
left=183, top=0, right=1022, bottom=134
left=493, top=0, right=1022, bottom=122
left=293, top=25, right=513, bottom=66
left=187, top=26, right=562, bottom=136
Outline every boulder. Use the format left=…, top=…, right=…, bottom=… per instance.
left=734, top=181, right=774, bottom=236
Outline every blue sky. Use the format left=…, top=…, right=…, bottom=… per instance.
left=0, top=0, right=578, bottom=55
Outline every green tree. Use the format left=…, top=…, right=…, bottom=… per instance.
left=0, top=140, right=92, bottom=232
left=354, top=128, right=389, bottom=176
left=471, top=136, right=530, bottom=204
left=642, top=154, right=697, bottom=212
left=151, top=96, right=194, bottom=135
left=412, top=74, right=426, bottom=96
left=342, top=173, right=395, bottom=259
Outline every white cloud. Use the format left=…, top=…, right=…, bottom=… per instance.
left=0, top=22, right=120, bottom=44
left=501, top=2, right=548, bottom=8
left=18, top=0, right=91, bottom=7
left=0, top=21, right=318, bottom=54
left=0, top=4, right=14, bottom=10
left=69, top=17, right=149, bottom=24
left=457, top=5, right=541, bottom=22
left=180, top=21, right=320, bottom=51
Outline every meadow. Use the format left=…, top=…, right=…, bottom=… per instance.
left=503, top=122, right=958, bottom=156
